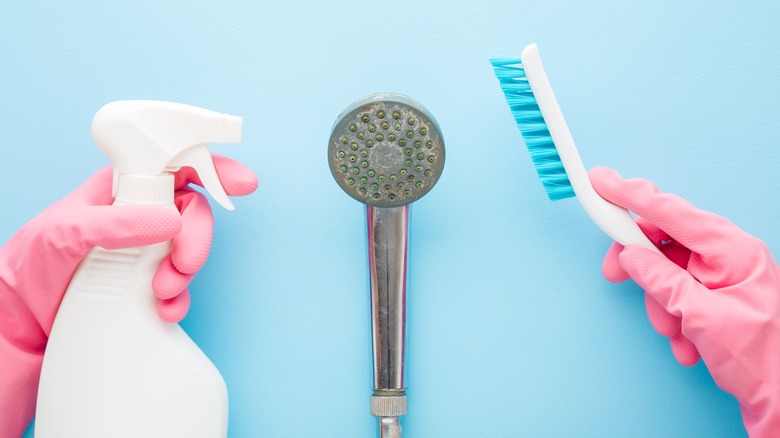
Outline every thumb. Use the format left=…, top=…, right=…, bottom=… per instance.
left=57, top=205, right=182, bottom=254
left=619, top=245, right=703, bottom=318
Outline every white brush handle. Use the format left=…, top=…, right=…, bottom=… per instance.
left=521, top=44, right=661, bottom=254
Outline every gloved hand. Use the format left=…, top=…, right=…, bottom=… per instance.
left=590, top=167, right=780, bottom=437
left=0, top=153, right=257, bottom=437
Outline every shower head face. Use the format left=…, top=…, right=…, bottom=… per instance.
left=328, top=93, right=445, bottom=208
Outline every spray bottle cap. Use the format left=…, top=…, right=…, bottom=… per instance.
left=91, top=100, right=242, bottom=210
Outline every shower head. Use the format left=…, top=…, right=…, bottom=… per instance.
left=328, top=92, right=444, bottom=438
left=328, top=93, right=445, bottom=208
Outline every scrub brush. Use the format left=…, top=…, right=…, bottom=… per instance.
left=490, top=44, right=660, bottom=253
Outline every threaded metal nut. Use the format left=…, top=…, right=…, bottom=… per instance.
left=370, top=395, right=407, bottom=417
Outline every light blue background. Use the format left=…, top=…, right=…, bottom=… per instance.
left=2, top=1, right=779, bottom=436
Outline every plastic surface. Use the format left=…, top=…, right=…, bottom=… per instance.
left=0, top=169, right=183, bottom=438
left=519, top=44, right=661, bottom=254
left=591, top=167, right=780, bottom=437
left=489, top=56, right=575, bottom=201
left=36, top=216, right=228, bottom=437
left=92, top=100, right=242, bottom=210
left=35, top=101, right=245, bottom=437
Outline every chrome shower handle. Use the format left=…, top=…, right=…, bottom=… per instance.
left=367, top=205, right=408, bottom=437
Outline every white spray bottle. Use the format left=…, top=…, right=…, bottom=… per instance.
left=35, top=101, right=242, bottom=437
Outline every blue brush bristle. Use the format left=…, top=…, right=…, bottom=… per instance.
left=490, top=57, right=575, bottom=201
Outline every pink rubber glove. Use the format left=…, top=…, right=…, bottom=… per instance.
left=590, top=167, right=780, bottom=437
left=0, top=153, right=257, bottom=438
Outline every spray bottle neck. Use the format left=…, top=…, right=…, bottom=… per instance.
left=114, top=173, right=175, bottom=206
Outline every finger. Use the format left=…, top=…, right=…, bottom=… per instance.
left=172, top=165, right=201, bottom=191
left=644, top=292, right=680, bottom=338
left=669, top=334, right=700, bottom=367
left=645, top=292, right=700, bottom=365
left=213, top=153, right=259, bottom=196
left=602, top=242, right=629, bottom=282
left=618, top=245, right=704, bottom=317
left=589, top=167, right=740, bottom=258
left=156, top=289, right=191, bottom=323
left=153, top=257, right=195, bottom=300
left=602, top=218, right=667, bottom=283
left=174, top=153, right=258, bottom=196
left=57, top=205, right=182, bottom=255
left=65, top=166, right=115, bottom=205
left=171, top=188, right=213, bottom=274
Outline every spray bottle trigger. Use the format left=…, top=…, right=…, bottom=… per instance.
left=168, top=145, right=235, bottom=211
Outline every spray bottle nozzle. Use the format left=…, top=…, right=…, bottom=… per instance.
left=92, top=100, right=243, bottom=210
left=221, top=115, right=243, bottom=144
